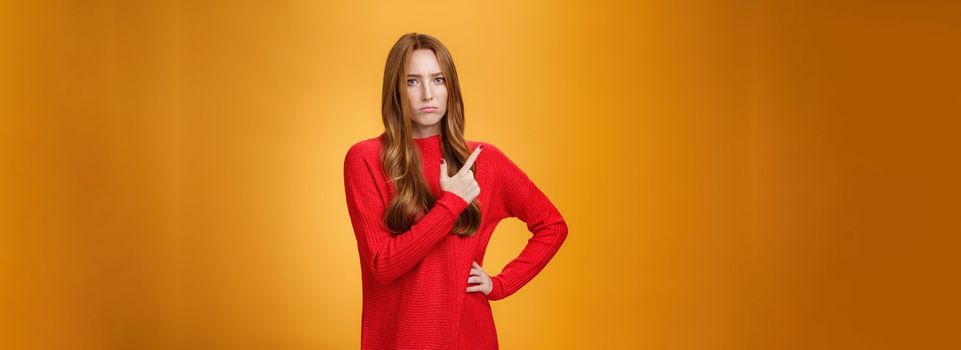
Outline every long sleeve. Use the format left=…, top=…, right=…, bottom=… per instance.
left=485, top=145, right=569, bottom=301
left=343, top=144, right=470, bottom=285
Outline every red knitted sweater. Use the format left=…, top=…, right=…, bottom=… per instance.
left=343, top=132, right=568, bottom=349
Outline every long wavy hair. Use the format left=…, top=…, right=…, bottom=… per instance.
left=379, top=32, right=481, bottom=238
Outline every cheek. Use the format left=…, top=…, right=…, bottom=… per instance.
left=438, top=87, right=448, bottom=105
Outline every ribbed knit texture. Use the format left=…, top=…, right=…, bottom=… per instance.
left=343, top=132, right=568, bottom=349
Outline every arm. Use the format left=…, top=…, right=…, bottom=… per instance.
left=485, top=145, right=569, bottom=301
left=343, top=145, right=469, bottom=285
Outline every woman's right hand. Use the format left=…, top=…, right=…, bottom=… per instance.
left=440, top=145, right=483, bottom=204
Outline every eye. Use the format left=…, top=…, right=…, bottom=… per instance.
left=407, top=79, right=418, bottom=86
left=434, top=77, right=445, bottom=84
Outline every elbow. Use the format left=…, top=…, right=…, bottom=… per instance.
left=530, top=214, right=568, bottom=246
left=371, top=271, right=398, bottom=285
left=552, top=208, right=569, bottom=240
left=556, top=220, right=569, bottom=245
left=367, top=258, right=401, bottom=285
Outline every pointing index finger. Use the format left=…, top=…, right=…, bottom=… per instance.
left=458, top=145, right=483, bottom=176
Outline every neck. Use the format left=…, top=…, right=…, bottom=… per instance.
left=412, top=125, right=441, bottom=139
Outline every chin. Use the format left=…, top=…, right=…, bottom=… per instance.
left=416, top=114, right=443, bottom=125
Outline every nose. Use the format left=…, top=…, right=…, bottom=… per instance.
left=422, top=84, right=433, bottom=101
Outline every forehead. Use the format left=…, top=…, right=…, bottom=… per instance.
left=407, top=49, right=441, bottom=74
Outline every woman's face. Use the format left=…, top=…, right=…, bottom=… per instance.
left=405, top=48, right=448, bottom=137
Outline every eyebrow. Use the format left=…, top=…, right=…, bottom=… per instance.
left=407, top=72, right=445, bottom=77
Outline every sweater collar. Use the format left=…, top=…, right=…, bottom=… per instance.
left=413, top=133, right=441, bottom=150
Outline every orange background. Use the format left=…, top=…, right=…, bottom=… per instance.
left=2, top=0, right=959, bottom=349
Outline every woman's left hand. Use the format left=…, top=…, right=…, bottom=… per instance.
left=466, top=260, right=493, bottom=295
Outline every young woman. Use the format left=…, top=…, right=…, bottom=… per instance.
left=343, top=32, right=568, bottom=349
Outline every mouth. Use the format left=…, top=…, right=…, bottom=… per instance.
left=419, top=106, right=438, bottom=112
